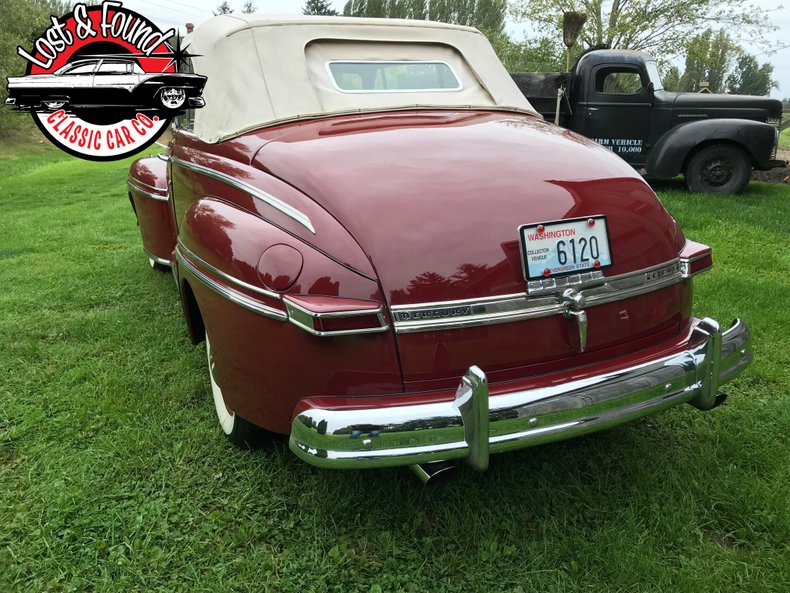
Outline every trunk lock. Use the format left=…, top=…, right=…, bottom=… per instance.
left=560, top=288, right=588, bottom=352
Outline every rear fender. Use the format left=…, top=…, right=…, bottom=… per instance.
left=647, top=119, right=777, bottom=178
left=176, top=197, right=403, bottom=433
left=128, top=156, right=175, bottom=264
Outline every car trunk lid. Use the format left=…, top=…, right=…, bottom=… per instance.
left=253, top=111, right=688, bottom=387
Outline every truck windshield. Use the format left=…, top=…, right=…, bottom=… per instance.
left=645, top=61, right=664, bottom=91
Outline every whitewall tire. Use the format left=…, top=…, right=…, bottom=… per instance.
left=206, top=333, right=267, bottom=448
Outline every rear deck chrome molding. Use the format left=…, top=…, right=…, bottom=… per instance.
left=170, top=157, right=316, bottom=234
left=176, top=241, right=281, bottom=300
left=391, top=258, right=684, bottom=333
left=176, top=247, right=287, bottom=321
left=289, top=318, right=752, bottom=470
left=127, top=178, right=169, bottom=201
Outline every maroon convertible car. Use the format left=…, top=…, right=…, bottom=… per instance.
left=128, top=15, right=751, bottom=484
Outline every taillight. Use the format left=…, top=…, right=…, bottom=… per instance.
left=283, top=295, right=389, bottom=336
left=680, top=240, right=713, bottom=278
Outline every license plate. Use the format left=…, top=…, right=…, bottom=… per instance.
left=519, top=215, right=613, bottom=280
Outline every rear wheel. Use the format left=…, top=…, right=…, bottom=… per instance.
left=159, top=87, right=186, bottom=110
left=206, top=333, right=268, bottom=448
left=42, top=99, right=67, bottom=110
left=685, top=144, right=751, bottom=194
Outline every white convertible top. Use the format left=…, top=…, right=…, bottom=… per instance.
left=187, top=15, right=539, bottom=143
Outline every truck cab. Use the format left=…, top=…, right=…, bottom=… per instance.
left=513, top=49, right=785, bottom=193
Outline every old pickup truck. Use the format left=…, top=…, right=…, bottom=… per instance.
left=512, top=49, right=785, bottom=194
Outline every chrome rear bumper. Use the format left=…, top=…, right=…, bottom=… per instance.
left=289, top=318, right=751, bottom=470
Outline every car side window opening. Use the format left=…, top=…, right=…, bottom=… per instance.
left=596, top=69, right=643, bottom=95
left=327, top=61, right=462, bottom=92
left=59, top=62, right=98, bottom=75
left=96, top=61, right=129, bottom=75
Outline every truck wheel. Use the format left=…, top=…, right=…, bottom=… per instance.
left=206, top=333, right=269, bottom=448
left=685, top=144, right=751, bottom=194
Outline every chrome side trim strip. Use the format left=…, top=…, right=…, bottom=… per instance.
left=170, top=157, right=316, bottom=234
left=283, top=296, right=390, bottom=337
left=176, top=247, right=287, bottom=321
left=176, top=241, right=281, bottom=300
left=127, top=176, right=168, bottom=193
left=127, top=179, right=169, bottom=202
left=391, top=258, right=684, bottom=334
left=143, top=248, right=171, bottom=266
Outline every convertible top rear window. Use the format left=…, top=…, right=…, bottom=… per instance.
left=327, top=61, right=462, bottom=93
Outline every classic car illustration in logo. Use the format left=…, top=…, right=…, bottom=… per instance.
left=6, top=56, right=206, bottom=115
left=5, top=1, right=206, bottom=160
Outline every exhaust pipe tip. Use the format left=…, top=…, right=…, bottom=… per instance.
left=410, top=461, right=459, bottom=486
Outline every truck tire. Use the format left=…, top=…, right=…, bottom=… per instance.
left=685, top=144, right=751, bottom=194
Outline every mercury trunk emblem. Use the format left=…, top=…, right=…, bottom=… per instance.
left=560, top=288, right=588, bottom=352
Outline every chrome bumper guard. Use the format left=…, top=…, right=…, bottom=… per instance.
left=289, top=318, right=751, bottom=470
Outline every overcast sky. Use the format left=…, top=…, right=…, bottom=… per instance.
left=121, top=0, right=790, bottom=99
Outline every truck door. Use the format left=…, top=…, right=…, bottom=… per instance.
left=578, top=65, right=652, bottom=167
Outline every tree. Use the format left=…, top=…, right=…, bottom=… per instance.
left=343, top=0, right=507, bottom=35
left=242, top=1, right=255, bottom=13
left=492, top=35, right=564, bottom=73
left=214, top=1, right=233, bottom=15
left=511, top=0, right=776, bottom=59
left=662, top=65, right=681, bottom=91
left=303, top=0, right=338, bottom=15
left=678, top=29, right=739, bottom=93
left=726, top=54, right=777, bottom=96
left=1, top=0, right=49, bottom=135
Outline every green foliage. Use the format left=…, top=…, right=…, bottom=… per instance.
left=678, top=29, right=739, bottom=93
left=303, top=0, right=338, bottom=15
left=511, top=0, right=777, bottom=59
left=779, top=127, right=789, bottom=148
left=213, top=1, right=232, bottom=15
left=343, top=0, right=507, bottom=35
left=662, top=65, right=681, bottom=91
left=492, top=34, right=564, bottom=73
left=241, top=0, right=255, bottom=14
left=0, top=0, right=49, bottom=137
left=0, top=140, right=789, bottom=593
left=726, top=54, right=777, bottom=96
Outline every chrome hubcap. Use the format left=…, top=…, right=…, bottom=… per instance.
left=161, top=88, right=185, bottom=109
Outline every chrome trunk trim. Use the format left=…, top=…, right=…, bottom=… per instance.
left=390, top=258, right=683, bottom=333
left=170, top=156, right=316, bottom=234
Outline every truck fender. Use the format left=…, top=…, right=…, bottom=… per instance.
left=646, top=118, right=777, bottom=178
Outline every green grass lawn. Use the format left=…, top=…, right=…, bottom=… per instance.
left=780, top=126, right=790, bottom=149
left=1, top=141, right=788, bottom=593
